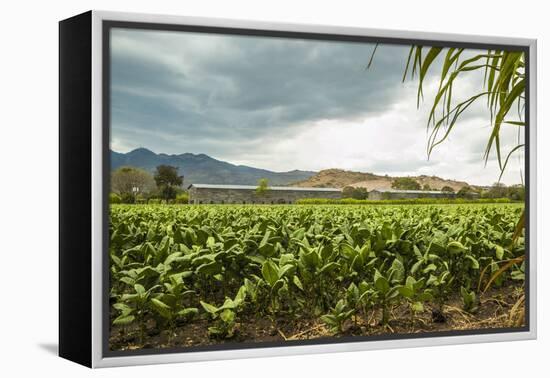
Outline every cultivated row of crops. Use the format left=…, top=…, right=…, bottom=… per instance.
left=109, top=204, right=524, bottom=344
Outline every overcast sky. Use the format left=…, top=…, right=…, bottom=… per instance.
left=110, top=28, right=525, bottom=186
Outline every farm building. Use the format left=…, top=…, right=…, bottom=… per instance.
left=368, top=188, right=458, bottom=200
left=187, top=183, right=341, bottom=204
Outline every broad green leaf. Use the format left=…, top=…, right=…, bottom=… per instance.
left=390, top=258, right=405, bottom=282
left=398, top=285, right=414, bottom=298
left=293, top=276, right=304, bottom=291
left=259, top=230, right=271, bottom=249
left=448, top=241, right=468, bottom=253
left=177, top=308, right=199, bottom=318
left=319, top=262, right=340, bottom=274
left=278, top=264, right=295, bottom=278
left=113, top=314, right=135, bottom=325
left=418, top=292, right=433, bottom=301
left=134, top=284, right=146, bottom=295
left=200, top=301, right=218, bottom=314
left=272, top=279, right=285, bottom=294
left=195, top=261, right=222, bottom=275
left=423, top=264, right=437, bottom=274
left=495, top=245, right=505, bottom=260
left=320, top=314, right=338, bottom=326
left=465, top=255, right=480, bottom=269
left=411, top=301, right=424, bottom=313
left=374, top=270, right=390, bottom=294
left=405, top=276, right=416, bottom=288
left=220, top=309, right=235, bottom=323
left=261, top=260, right=279, bottom=287
left=150, top=298, right=171, bottom=318
left=234, top=286, right=247, bottom=304
left=206, top=236, right=216, bottom=248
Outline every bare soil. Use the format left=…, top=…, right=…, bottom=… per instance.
left=109, top=285, right=525, bottom=352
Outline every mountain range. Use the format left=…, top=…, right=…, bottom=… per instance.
left=111, top=148, right=316, bottom=186
left=111, top=148, right=472, bottom=190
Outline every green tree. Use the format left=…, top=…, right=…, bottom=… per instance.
left=391, top=177, right=421, bottom=190
left=422, top=184, right=432, bottom=191
left=111, top=166, right=155, bottom=202
left=175, top=192, right=189, bottom=204
left=109, top=193, right=122, bottom=204
left=457, top=186, right=475, bottom=199
left=154, top=165, right=183, bottom=200
left=255, top=178, right=270, bottom=197
left=485, top=182, right=509, bottom=199
left=441, top=186, right=455, bottom=193
left=507, top=184, right=525, bottom=201
left=342, top=186, right=369, bottom=199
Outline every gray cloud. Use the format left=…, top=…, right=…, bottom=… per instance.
left=110, top=28, right=524, bottom=185
left=111, top=29, right=410, bottom=148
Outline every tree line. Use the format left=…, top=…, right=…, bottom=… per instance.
left=341, top=177, right=524, bottom=201
left=110, top=165, right=185, bottom=204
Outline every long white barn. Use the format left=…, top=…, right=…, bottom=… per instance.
left=187, top=183, right=341, bottom=204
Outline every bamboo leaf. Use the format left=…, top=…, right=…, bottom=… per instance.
left=402, top=46, right=415, bottom=82
left=498, top=144, right=525, bottom=182
left=417, top=47, right=443, bottom=108
left=366, top=43, right=379, bottom=69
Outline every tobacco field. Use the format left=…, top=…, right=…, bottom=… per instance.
left=109, top=204, right=526, bottom=350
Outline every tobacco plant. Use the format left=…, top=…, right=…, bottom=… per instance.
left=109, top=203, right=525, bottom=346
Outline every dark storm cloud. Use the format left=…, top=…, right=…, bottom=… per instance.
left=109, top=28, right=524, bottom=185
left=110, top=28, right=413, bottom=154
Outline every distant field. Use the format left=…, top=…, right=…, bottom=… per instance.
left=108, top=203, right=525, bottom=351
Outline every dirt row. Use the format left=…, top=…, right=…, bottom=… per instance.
left=110, top=285, right=525, bottom=352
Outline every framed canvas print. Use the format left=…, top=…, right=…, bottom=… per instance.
left=59, top=10, right=537, bottom=368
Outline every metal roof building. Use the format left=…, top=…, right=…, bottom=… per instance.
left=187, top=183, right=341, bottom=204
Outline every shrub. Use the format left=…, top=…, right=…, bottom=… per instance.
left=175, top=193, right=189, bottom=204
left=135, top=194, right=147, bottom=204
left=109, top=193, right=122, bottom=204
left=120, top=193, right=135, bottom=204
left=391, top=177, right=421, bottom=190
left=342, top=186, right=368, bottom=200
left=159, top=185, right=177, bottom=201
left=148, top=198, right=161, bottom=205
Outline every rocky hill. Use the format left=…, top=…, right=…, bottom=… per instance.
left=291, top=169, right=470, bottom=191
